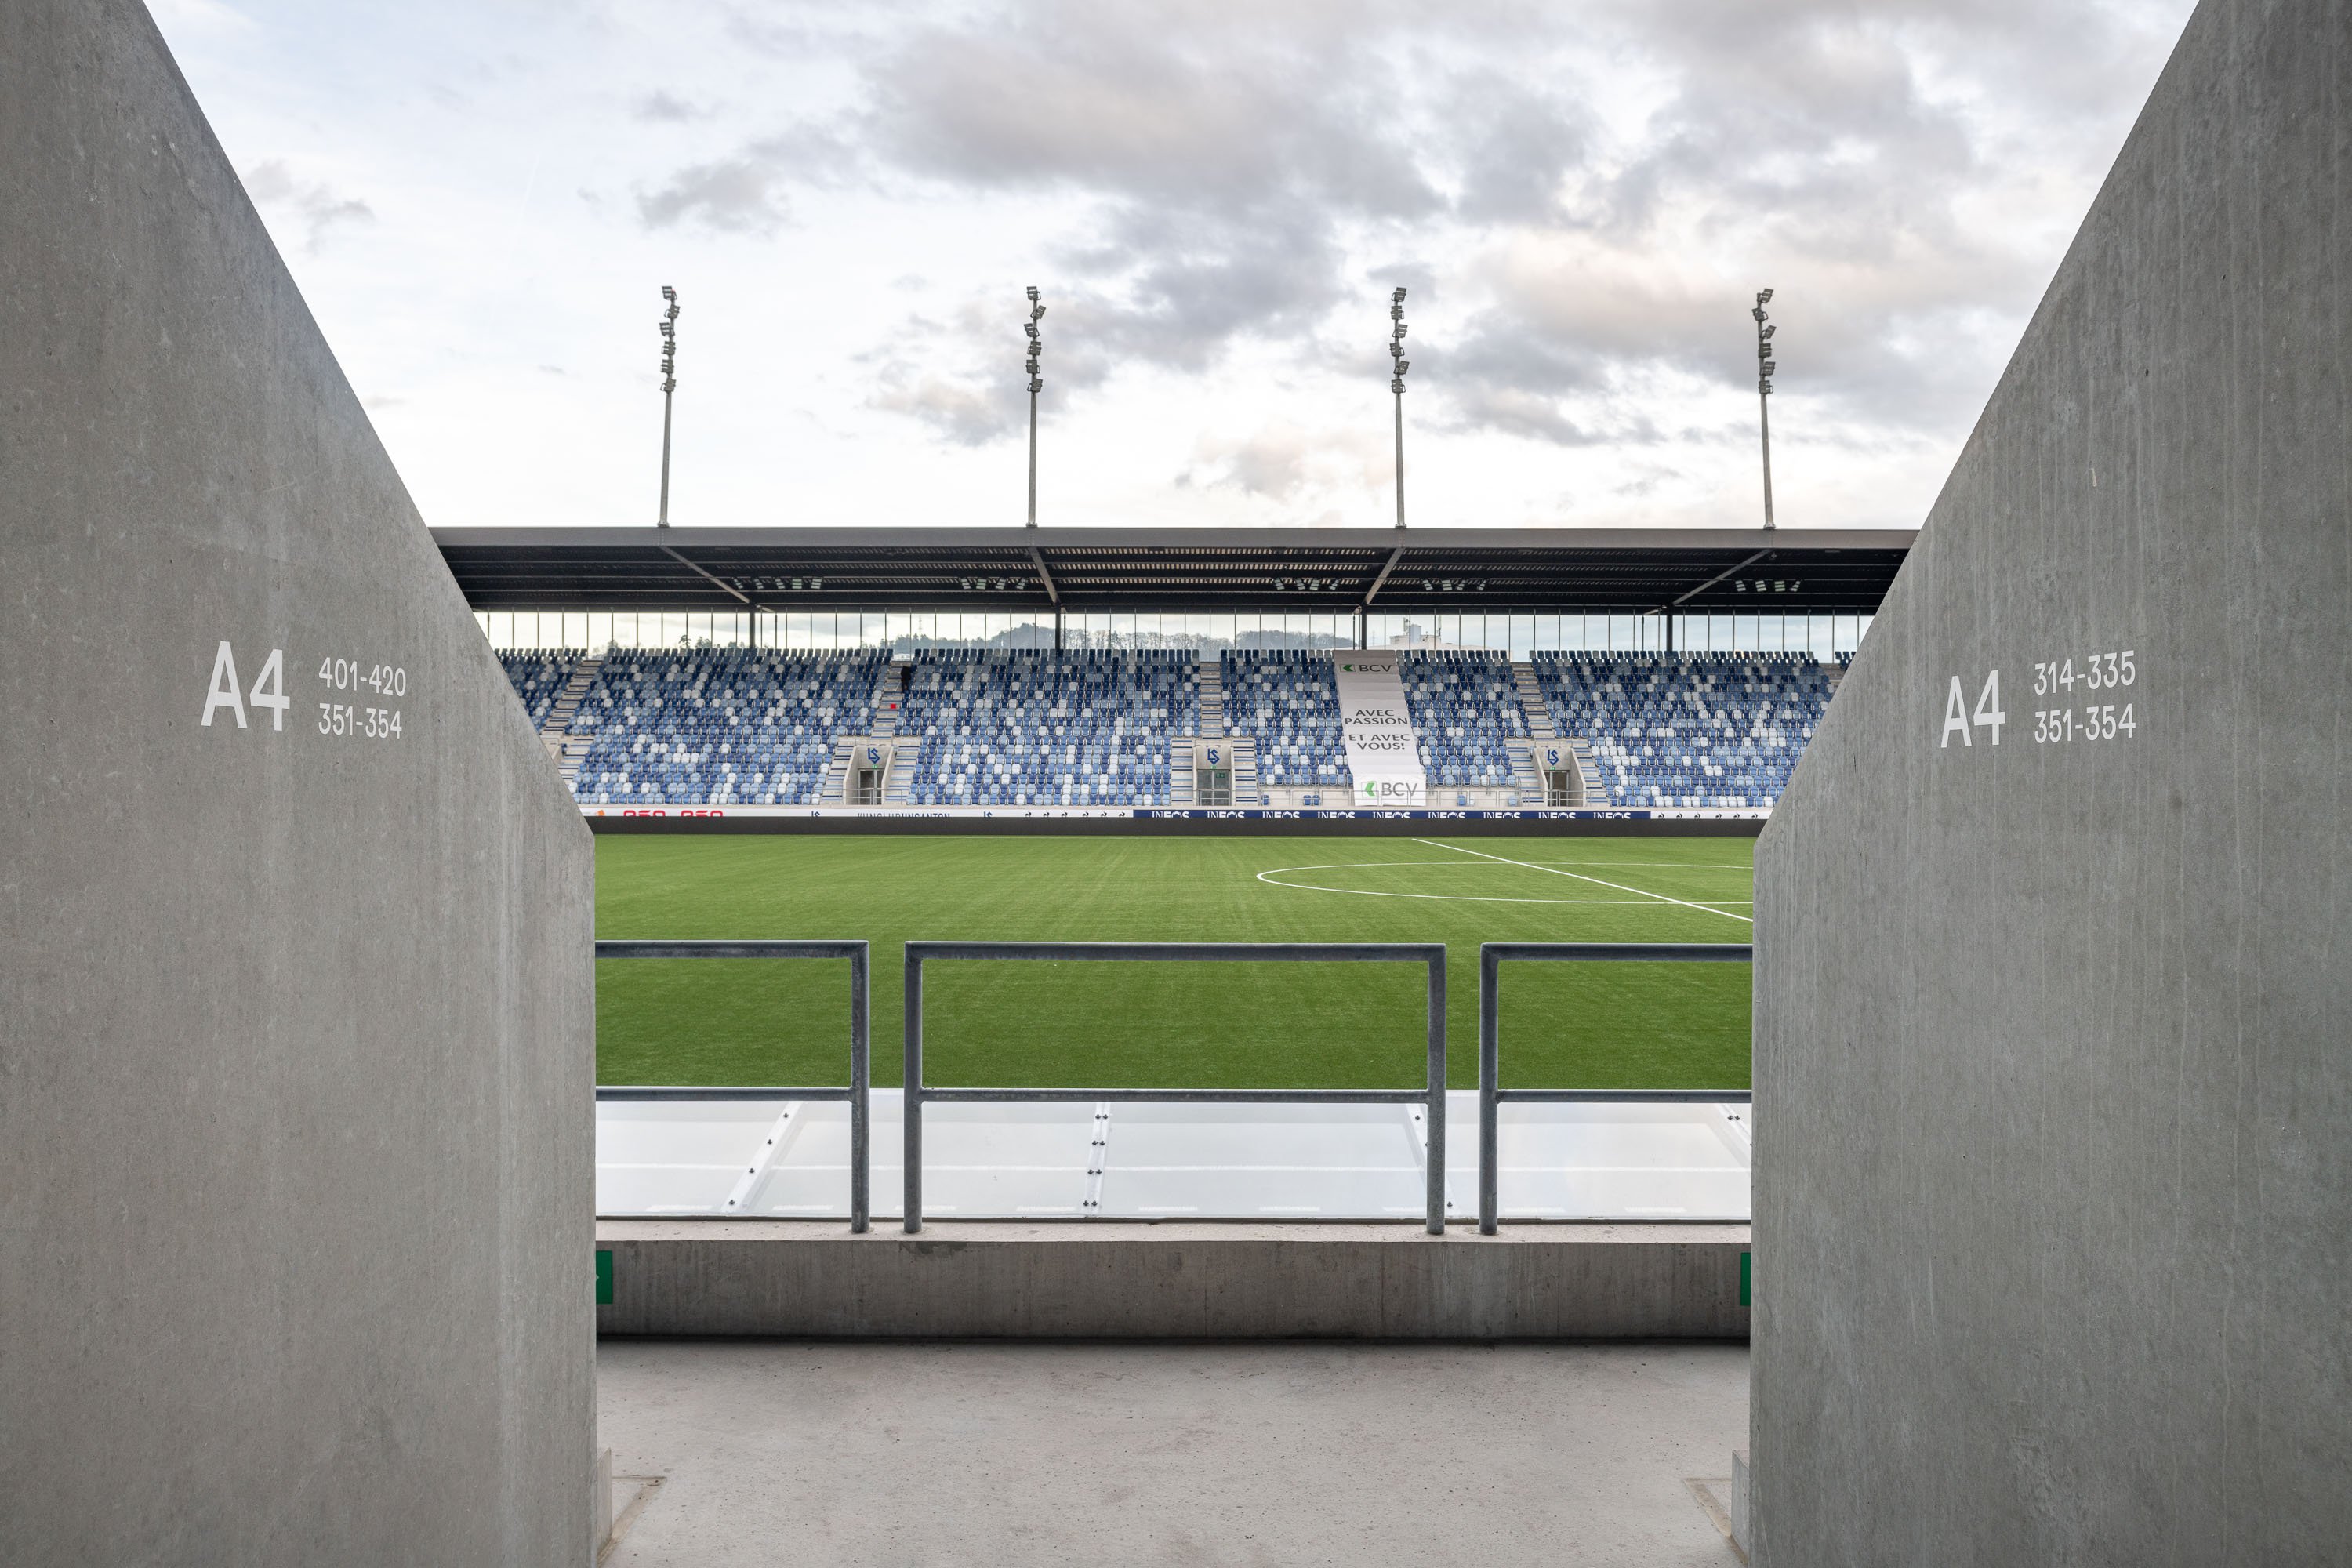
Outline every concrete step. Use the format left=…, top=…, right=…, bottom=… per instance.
left=1511, top=661, right=1556, bottom=739
left=593, top=1219, right=1751, bottom=1338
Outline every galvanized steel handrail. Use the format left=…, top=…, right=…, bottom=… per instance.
left=903, top=940, right=1448, bottom=1234
left=1478, top=942, right=1751, bottom=1234
left=593, top=938, right=871, bottom=1232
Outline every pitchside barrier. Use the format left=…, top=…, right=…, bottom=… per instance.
left=901, top=941, right=1449, bottom=1233
left=593, top=939, right=873, bottom=1233
left=1477, top=942, right=1752, bottom=1234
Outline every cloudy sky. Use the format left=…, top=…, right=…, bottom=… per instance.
left=153, top=0, right=2195, bottom=535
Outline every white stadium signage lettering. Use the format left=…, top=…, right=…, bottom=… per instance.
left=1328, top=652, right=1427, bottom=808
left=1944, top=648, right=2141, bottom=750
left=204, top=639, right=409, bottom=741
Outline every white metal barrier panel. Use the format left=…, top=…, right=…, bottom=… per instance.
left=594, top=1090, right=1751, bottom=1222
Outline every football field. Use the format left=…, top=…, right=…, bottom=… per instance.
left=596, top=833, right=1755, bottom=1091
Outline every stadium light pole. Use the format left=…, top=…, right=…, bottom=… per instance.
left=1389, top=288, right=1411, bottom=529
left=1752, top=288, right=1777, bottom=532
left=1024, top=287, right=1045, bottom=528
left=656, top=285, right=680, bottom=528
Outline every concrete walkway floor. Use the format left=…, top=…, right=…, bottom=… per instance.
left=597, top=1340, right=1749, bottom=1566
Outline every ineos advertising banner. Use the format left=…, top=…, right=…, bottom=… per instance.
left=1329, top=652, right=1426, bottom=808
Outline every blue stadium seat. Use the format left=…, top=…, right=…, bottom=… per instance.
left=898, top=650, right=1198, bottom=807
left=1223, top=651, right=1348, bottom=786
left=565, top=649, right=888, bottom=806
left=491, top=644, right=1838, bottom=811
left=1530, top=651, right=1833, bottom=808
left=1399, top=652, right=1528, bottom=786
left=495, top=648, right=581, bottom=731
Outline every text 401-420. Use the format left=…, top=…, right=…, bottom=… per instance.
left=200, top=640, right=409, bottom=740
left=317, top=654, right=406, bottom=740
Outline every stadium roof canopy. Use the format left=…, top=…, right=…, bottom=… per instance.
left=433, top=524, right=1914, bottom=618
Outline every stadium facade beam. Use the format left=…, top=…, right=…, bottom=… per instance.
left=1660, top=546, right=1775, bottom=614
left=1360, top=545, right=1406, bottom=608
left=659, top=544, right=779, bottom=642
left=659, top=545, right=752, bottom=606
left=1028, top=546, right=1059, bottom=604
left=437, top=526, right=1911, bottom=617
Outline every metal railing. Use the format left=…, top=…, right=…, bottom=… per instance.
left=594, top=939, right=871, bottom=1232
left=1478, top=942, right=1751, bottom=1234
left=902, top=941, right=1448, bottom=1233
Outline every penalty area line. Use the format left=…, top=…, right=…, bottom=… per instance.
left=1410, top=839, right=1754, bottom=926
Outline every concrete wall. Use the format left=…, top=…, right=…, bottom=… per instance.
left=596, top=1221, right=1752, bottom=1339
left=1752, top=0, right=2349, bottom=1561
left=0, top=4, right=595, bottom=1563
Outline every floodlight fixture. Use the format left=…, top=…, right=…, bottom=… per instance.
left=1388, top=288, right=1415, bottom=528
left=1024, top=286, right=1045, bottom=526
left=1753, top=287, right=1777, bottom=531
left=655, top=285, right=681, bottom=527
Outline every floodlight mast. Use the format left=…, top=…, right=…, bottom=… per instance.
left=1753, top=287, right=1777, bottom=532
left=1024, top=286, right=1044, bottom=528
left=656, top=285, right=681, bottom=528
left=1389, top=288, right=1410, bottom=529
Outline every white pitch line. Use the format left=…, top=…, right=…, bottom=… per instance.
left=1254, top=863, right=1661, bottom=905
left=1410, top=838, right=1755, bottom=925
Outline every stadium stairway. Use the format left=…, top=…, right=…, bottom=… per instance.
left=543, top=652, right=603, bottom=789
left=1197, top=659, right=1227, bottom=738
left=1507, top=739, right=1544, bottom=801
left=1230, top=736, right=1260, bottom=804
left=815, top=736, right=903, bottom=805
left=882, top=738, right=913, bottom=805
left=816, top=739, right=857, bottom=804
left=872, top=658, right=911, bottom=739
left=1570, top=737, right=1606, bottom=802
left=1511, top=660, right=1555, bottom=739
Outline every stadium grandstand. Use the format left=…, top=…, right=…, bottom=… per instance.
left=445, top=524, right=1907, bottom=816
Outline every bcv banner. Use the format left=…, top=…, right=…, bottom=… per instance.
left=1329, top=651, right=1427, bottom=808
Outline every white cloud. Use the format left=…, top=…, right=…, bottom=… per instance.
left=152, top=0, right=2197, bottom=534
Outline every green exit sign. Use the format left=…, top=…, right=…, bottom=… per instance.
left=596, top=1249, right=613, bottom=1305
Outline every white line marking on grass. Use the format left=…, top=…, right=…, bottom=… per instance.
left=1410, top=839, right=1755, bottom=926
left=1501, top=860, right=1755, bottom=872
left=1254, top=862, right=1661, bottom=905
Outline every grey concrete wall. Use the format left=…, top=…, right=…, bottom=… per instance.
left=597, top=1221, right=1751, bottom=1338
left=0, top=4, right=595, bottom=1564
left=1752, top=0, right=2349, bottom=1562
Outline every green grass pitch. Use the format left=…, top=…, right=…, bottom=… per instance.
left=594, top=833, right=1755, bottom=1092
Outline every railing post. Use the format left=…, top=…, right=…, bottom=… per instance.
left=1479, top=944, right=1501, bottom=1235
left=849, top=943, right=870, bottom=1234
left=593, top=938, right=871, bottom=1233
left=1425, top=951, right=1446, bottom=1236
left=1477, top=942, right=1751, bottom=1232
left=902, top=946, right=924, bottom=1234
